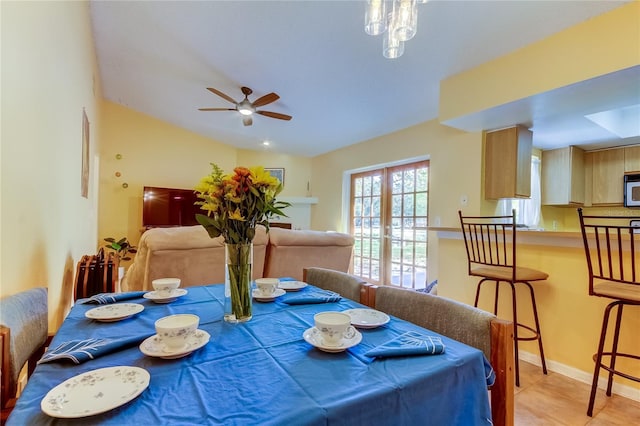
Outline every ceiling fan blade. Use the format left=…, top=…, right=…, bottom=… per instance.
left=198, top=108, right=237, bottom=111
left=206, top=87, right=238, bottom=105
left=243, top=116, right=253, bottom=126
left=257, top=111, right=292, bottom=121
left=252, top=92, right=280, bottom=108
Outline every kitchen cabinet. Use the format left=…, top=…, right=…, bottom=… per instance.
left=542, top=146, right=585, bottom=205
left=484, top=125, right=532, bottom=200
left=588, top=149, right=624, bottom=205
left=624, top=146, right=640, bottom=172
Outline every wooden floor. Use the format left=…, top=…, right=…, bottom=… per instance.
left=514, top=361, right=640, bottom=425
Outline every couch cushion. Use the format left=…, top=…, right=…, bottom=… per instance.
left=263, top=228, right=354, bottom=281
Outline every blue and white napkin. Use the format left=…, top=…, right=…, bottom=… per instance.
left=38, top=334, right=151, bottom=364
left=364, top=331, right=445, bottom=358
left=78, top=291, right=147, bottom=305
left=283, top=289, right=342, bottom=305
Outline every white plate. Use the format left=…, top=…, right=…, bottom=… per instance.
left=343, top=308, right=390, bottom=329
left=143, top=288, right=188, bottom=303
left=85, top=303, right=144, bottom=322
left=278, top=281, right=308, bottom=291
left=139, top=329, right=210, bottom=359
left=40, top=366, right=150, bottom=418
left=303, top=326, right=362, bottom=353
left=252, top=288, right=286, bottom=302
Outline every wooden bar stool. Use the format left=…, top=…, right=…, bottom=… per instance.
left=578, top=208, right=640, bottom=417
left=459, top=210, right=548, bottom=387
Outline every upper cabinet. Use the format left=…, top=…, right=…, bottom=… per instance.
left=542, top=146, right=585, bottom=206
left=624, top=146, right=640, bottom=173
left=588, top=149, right=624, bottom=205
left=484, top=125, right=532, bottom=200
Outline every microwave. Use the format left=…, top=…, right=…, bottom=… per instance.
left=624, top=174, right=640, bottom=207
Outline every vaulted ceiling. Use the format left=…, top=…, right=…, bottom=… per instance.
left=90, top=1, right=638, bottom=157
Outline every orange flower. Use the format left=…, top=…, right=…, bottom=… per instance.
left=194, top=163, right=290, bottom=244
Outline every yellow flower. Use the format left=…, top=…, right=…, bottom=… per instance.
left=194, top=163, right=290, bottom=244
left=250, top=166, right=280, bottom=188
left=229, top=208, right=245, bottom=221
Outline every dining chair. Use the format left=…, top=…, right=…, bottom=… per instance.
left=578, top=208, right=640, bottom=416
left=458, top=210, right=548, bottom=387
left=0, top=288, right=50, bottom=422
left=369, top=285, right=515, bottom=426
left=302, top=267, right=369, bottom=305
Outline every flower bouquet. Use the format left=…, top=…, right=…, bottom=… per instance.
left=195, top=164, right=289, bottom=322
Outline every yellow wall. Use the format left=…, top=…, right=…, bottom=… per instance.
left=97, top=101, right=238, bottom=256
left=1, top=1, right=102, bottom=329
left=439, top=1, right=640, bottom=122
left=311, top=119, right=484, bottom=280
left=237, top=149, right=312, bottom=198
left=97, top=103, right=313, bottom=258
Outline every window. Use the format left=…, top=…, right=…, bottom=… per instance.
left=496, top=155, right=541, bottom=228
left=350, top=160, right=429, bottom=289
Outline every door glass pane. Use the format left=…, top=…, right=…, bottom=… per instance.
left=350, top=161, right=429, bottom=289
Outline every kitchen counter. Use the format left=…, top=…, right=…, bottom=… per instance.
left=428, top=227, right=584, bottom=248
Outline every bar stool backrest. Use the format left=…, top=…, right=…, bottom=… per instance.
left=458, top=210, right=517, bottom=282
left=578, top=208, right=640, bottom=297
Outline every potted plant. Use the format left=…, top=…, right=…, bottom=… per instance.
left=103, top=237, right=137, bottom=261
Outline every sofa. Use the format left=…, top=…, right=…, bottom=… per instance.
left=121, top=225, right=355, bottom=291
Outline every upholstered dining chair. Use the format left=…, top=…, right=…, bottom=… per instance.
left=302, top=267, right=369, bottom=304
left=0, top=288, right=50, bottom=422
left=578, top=208, right=640, bottom=416
left=458, top=210, right=548, bottom=387
left=369, top=285, right=515, bottom=426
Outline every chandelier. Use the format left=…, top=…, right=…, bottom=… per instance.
left=365, top=0, right=426, bottom=59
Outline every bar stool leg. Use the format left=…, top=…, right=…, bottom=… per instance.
left=474, top=279, right=490, bottom=308
left=493, top=280, right=500, bottom=315
left=509, top=281, right=521, bottom=387
left=606, top=304, right=624, bottom=396
left=524, top=281, right=547, bottom=375
left=587, top=302, right=615, bottom=417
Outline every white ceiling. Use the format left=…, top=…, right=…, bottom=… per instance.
left=89, top=0, right=639, bottom=157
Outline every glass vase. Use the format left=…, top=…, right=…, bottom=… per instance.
left=224, top=243, right=253, bottom=323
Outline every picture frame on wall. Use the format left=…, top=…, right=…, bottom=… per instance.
left=265, top=168, right=285, bottom=186
left=81, top=109, right=90, bottom=198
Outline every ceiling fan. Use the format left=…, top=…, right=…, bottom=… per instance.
left=198, top=86, right=292, bottom=126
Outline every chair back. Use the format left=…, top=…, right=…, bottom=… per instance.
left=302, top=267, right=368, bottom=304
left=458, top=210, right=517, bottom=282
left=0, top=288, right=48, bottom=409
left=373, top=285, right=496, bottom=358
left=578, top=208, right=640, bottom=298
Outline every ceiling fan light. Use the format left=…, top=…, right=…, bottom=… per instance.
left=237, top=99, right=254, bottom=115
left=365, top=0, right=387, bottom=36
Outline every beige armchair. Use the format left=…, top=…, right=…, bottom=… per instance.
left=263, top=228, right=354, bottom=280
left=122, top=226, right=268, bottom=291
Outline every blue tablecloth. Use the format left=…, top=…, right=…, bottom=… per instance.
left=8, top=283, right=493, bottom=425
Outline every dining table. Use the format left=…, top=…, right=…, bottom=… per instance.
left=7, top=281, right=494, bottom=425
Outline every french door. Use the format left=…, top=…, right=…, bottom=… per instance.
left=350, top=160, right=429, bottom=289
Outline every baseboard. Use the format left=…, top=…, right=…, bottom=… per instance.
left=519, top=351, right=640, bottom=402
